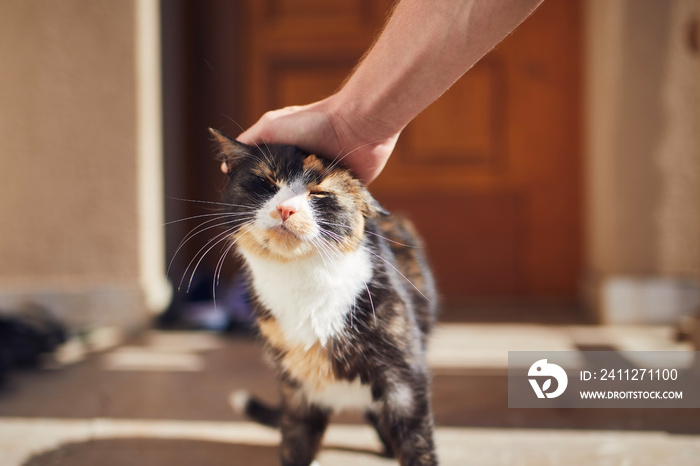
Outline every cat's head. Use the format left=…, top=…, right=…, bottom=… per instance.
left=211, top=128, right=386, bottom=262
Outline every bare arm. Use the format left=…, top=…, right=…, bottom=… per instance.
left=234, top=0, right=543, bottom=183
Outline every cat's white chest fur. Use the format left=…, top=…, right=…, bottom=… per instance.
left=241, top=245, right=373, bottom=348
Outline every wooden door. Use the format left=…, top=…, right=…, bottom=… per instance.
left=242, top=0, right=582, bottom=302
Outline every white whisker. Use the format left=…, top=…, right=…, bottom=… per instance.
left=180, top=222, right=253, bottom=292
left=166, top=195, right=260, bottom=210
left=168, top=216, right=256, bottom=276
left=310, top=237, right=332, bottom=272
left=317, top=219, right=418, bottom=248
left=212, top=224, right=255, bottom=305
left=164, top=211, right=256, bottom=226
left=364, top=282, right=376, bottom=325
left=318, top=226, right=428, bottom=301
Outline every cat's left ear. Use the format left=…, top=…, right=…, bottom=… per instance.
left=209, top=128, right=253, bottom=172
left=362, top=189, right=390, bottom=218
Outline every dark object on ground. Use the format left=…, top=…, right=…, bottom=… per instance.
left=157, top=274, right=256, bottom=335
left=0, top=304, right=67, bottom=385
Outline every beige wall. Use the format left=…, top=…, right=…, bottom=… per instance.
left=585, top=0, right=700, bottom=323
left=657, top=0, right=700, bottom=278
left=0, top=0, right=169, bottom=329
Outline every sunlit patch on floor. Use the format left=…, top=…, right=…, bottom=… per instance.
left=427, top=324, right=579, bottom=370
left=143, top=331, right=223, bottom=352
left=41, top=326, right=125, bottom=370
left=1, top=418, right=699, bottom=466
left=101, top=331, right=223, bottom=372
left=102, top=348, right=205, bottom=371
left=426, top=324, right=693, bottom=371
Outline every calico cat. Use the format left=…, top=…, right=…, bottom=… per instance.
left=211, top=128, right=439, bottom=466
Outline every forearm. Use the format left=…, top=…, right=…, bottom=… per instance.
left=234, top=0, right=544, bottom=183
left=331, top=0, right=543, bottom=140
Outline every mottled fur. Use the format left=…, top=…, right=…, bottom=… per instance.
left=212, top=129, right=439, bottom=466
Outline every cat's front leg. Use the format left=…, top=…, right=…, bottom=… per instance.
left=366, top=409, right=395, bottom=458
left=389, top=413, right=438, bottom=466
left=278, top=382, right=330, bottom=466
left=379, top=373, right=439, bottom=466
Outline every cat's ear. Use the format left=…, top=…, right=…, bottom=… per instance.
left=362, top=189, right=390, bottom=218
left=209, top=128, right=253, bottom=171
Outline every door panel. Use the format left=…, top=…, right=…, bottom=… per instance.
left=272, top=61, right=353, bottom=108
left=379, top=190, right=529, bottom=295
left=405, top=59, right=507, bottom=168
left=243, top=0, right=582, bottom=301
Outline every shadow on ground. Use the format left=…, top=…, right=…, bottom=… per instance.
left=23, top=438, right=280, bottom=466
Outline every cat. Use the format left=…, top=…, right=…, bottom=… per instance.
left=210, top=128, right=439, bottom=466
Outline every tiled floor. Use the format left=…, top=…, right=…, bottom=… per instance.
left=1, top=322, right=699, bottom=465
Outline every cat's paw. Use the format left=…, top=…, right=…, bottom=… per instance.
left=229, top=389, right=250, bottom=414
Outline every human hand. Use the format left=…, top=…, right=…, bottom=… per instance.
left=225, top=96, right=400, bottom=185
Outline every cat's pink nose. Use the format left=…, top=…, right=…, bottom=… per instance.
left=278, top=205, right=297, bottom=222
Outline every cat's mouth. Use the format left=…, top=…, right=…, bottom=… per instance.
left=235, top=224, right=313, bottom=262
left=271, top=218, right=322, bottom=247
left=271, top=223, right=300, bottom=240
left=236, top=206, right=320, bottom=261
left=269, top=210, right=318, bottom=239
left=236, top=225, right=312, bottom=261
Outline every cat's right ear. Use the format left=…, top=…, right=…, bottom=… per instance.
left=209, top=128, right=253, bottom=172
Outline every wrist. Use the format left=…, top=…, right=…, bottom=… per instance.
left=325, top=90, right=403, bottom=148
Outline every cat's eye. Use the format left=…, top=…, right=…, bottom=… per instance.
left=308, top=188, right=330, bottom=197
left=257, top=175, right=277, bottom=187
left=251, top=174, right=278, bottom=194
